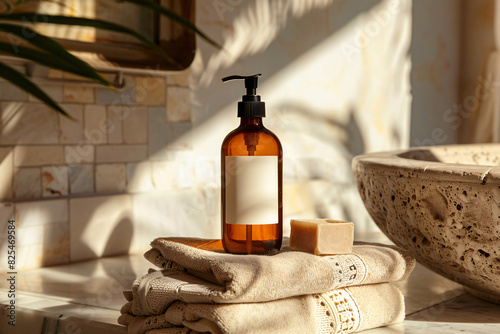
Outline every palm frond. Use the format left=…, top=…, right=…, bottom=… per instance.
left=0, top=23, right=111, bottom=86
left=0, top=60, right=69, bottom=117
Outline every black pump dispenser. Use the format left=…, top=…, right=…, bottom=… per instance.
left=222, top=73, right=265, bottom=117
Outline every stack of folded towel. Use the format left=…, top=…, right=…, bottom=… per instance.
left=118, top=238, right=415, bottom=334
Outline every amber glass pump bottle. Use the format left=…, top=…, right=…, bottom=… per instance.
left=221, top=73, right=283, bottom=254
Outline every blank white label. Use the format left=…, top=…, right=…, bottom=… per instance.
left=225, top=156, right=278, bottom=225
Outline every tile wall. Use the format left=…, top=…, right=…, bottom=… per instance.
left=0, top=68, right=220, bottom=271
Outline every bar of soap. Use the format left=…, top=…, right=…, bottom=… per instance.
left=290, top=219, right=354, bottom=255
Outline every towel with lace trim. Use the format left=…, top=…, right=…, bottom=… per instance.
left=118, top=283, right=404, bottom=334
left=126, top=238, right=414, bottom=316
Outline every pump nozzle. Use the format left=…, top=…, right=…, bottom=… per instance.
left=222, top=73, right=261, bottom=95
left=221, top=73, right=266, bottom=117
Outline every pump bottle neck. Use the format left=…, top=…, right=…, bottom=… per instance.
left=240, top=116, right=263, bottom=126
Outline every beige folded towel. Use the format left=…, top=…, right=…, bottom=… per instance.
left=119, top=283, right=404, bottom=334
left=132, top=238, right=414, bottom=315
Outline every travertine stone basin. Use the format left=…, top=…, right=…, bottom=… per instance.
left=352, top=144, right=500, bottom=303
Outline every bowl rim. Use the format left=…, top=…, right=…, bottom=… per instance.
left=352, top=143, right=500, bottom=184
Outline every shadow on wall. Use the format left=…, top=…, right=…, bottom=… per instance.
left=188, top=0, right=408, bottom=161
left=194, top=0, right=383, bottom=97
left=125, top=0, right=395, bottom=239
left=272, top=103, right=367, bottom=226
left=275, top=103, right=366, bottom=159
left=183, top=0, right=408, bottom=232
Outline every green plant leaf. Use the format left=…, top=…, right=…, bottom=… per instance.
left=0, top=41, right=101, bottom=79
left=0, top=23, right=111, bottom=86
left=0, top=60, right=69, bottom=117
left=120, top=0, right=222, bottom=49
left=0, top=13, right=180, bottom=67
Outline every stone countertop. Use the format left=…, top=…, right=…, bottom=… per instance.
left=1, top=233, right=499, bottom=333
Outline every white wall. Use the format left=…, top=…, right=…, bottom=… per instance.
left=190, top=0, right=412, bottom=235
left=409, top=0, right=461, bottom=147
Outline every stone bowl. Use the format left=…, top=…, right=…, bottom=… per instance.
left=352, top=144, right=500, bottom=303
